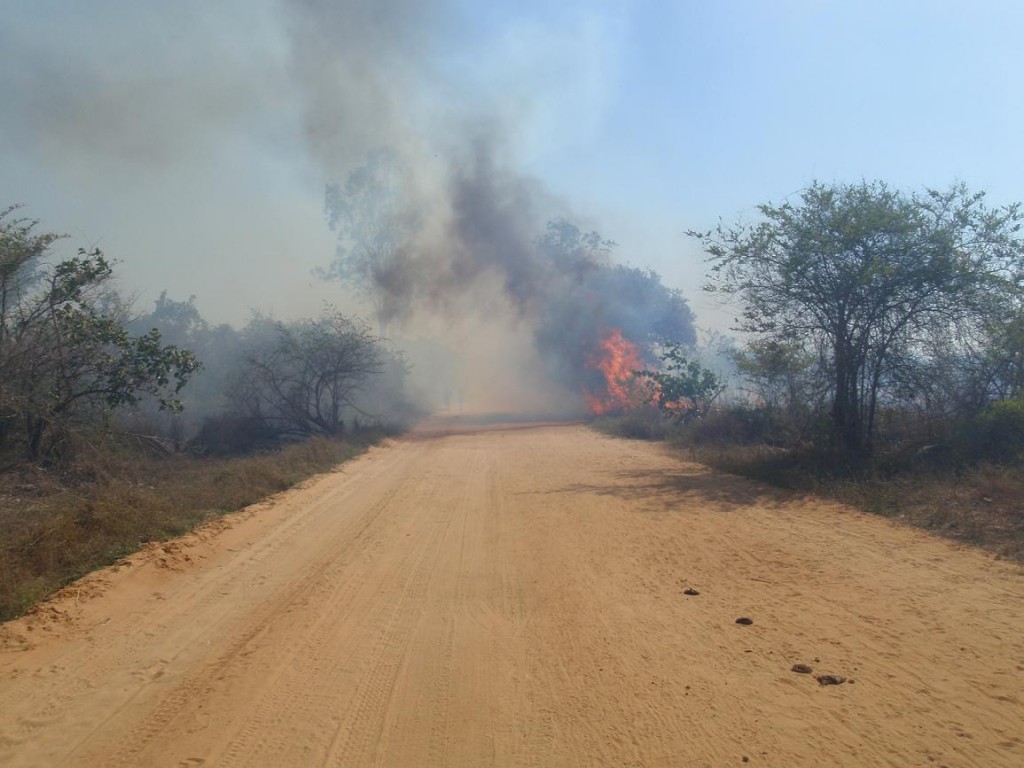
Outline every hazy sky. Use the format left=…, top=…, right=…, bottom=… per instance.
left=2, top=0, right=1022, bottom=333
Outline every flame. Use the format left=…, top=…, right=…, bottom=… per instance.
left=584, top=329, right=649, bottom=414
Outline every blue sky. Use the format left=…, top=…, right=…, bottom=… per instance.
left=2, top=0, right=1022, bottom=332
left=578, top=1, right=1021, bottom=205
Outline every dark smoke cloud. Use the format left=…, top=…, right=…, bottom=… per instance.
left=448, top=140, right=563, bottom=305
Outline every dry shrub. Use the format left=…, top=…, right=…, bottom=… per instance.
left=958, top=397, right=1024, bottom=464
left=677, top=405, right=793, bottom=447
left=190, top=415, right=279, bottom=456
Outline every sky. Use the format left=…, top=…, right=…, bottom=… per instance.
left=2, top=0, right=1022, bottom=335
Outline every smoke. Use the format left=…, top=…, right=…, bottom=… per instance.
left=319, top=141, right=694, bottom=413
left=280, top=0, right=446, bottom=176
left=0, top=2, right=288, bottom=173
left=0, top=0, right=692, bottom=416
left=279, top=0, right=694, bottom=414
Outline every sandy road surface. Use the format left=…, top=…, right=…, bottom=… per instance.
left=1, top=420, right=1023, bottom=767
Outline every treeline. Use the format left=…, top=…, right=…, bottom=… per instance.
left=0, top=206, right=411, bottom=464
left=637, top=180, right=1024, bottom=469
left=125, top=294, right=412, bottom=455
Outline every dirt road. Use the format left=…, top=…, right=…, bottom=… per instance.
left=1, top=420, right=1023, bottom=766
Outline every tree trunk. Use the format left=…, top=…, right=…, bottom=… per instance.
left=26, top=414, right=45, bottom=460
left=831, top=343, right=864, bottom=455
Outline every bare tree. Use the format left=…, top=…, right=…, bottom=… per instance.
left=234, top=309, right=385, bottom=437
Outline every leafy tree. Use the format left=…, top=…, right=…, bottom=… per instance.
left=233, top=309, right=386, bottom=437
left=635, top=343, right=724, bottom=423
left=536, top=218, right=615, bottom=273
left=979, top=259, right=1024, bottom=400
left=536, top=219, right=696, bottom=348
left=141, top=291, right=209, bottom=347
left=0, top=209, right=200, bottom=458
left=1, top=207, right=57, bottom=440
left=695, top=181, right=1023, bottom=454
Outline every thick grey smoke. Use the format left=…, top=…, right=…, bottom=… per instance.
left=281, top=0, right=695, bottom=413
left=0, top=0, right=694, bottom=415
left=321, top=140, right=695, bottom=413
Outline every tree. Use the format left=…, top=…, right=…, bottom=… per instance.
left=979, top=257, right=1024, bottom=400
left=0, top=209, right=200, bottom=458
left=635, top=342, right=724, bottom=423
left=139, top=291, right=209, bottom=348
left=695, top=181, right=1023, bottom=454
left=323, top=149, right=416, bottom=334
left=126, top=291, right=245, bottom=442
left=233, top=309, right=386, bottom=438
left=1, top=206, right=58, bottom=448
left=732, top=338, right=823, bottom=433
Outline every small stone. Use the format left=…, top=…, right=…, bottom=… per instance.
left=816, top=674, right=846, bottom=686
left=735, top=617, right=754, bottom=625
left=683, top=588, right=700, bottom=596
left=742, top=757, right=750, bottom=763
left=791, top=663, right=813, bottom=674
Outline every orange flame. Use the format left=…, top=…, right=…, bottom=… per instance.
left=584, top=329, right=649, bottom=414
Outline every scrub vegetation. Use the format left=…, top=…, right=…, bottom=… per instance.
left=599, top=181, right=1024, bottom=559
left=0, top=207, right=409, bottom=619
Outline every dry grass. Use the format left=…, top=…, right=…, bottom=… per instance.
left=826, top=463, right=1024, bottom=560
left=594, top=412, right=1024, bottom=562
left=0, top=432, right=388, bottom=621
left=688, top=445, right=1024, bottom=561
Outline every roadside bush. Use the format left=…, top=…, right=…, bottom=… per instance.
left=960, top=397, right=1024, bottom=463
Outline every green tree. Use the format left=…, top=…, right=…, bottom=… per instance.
left=1, top=206, right=59, bottom=447
left=635, top=342, right=724, bottom=423
left=731, top=338, right=824, bottom=439
left=694, top=181, right=1023, bottom=454
left=0, top=209, right=200, bottom=459
left=981, top=256, right=1024, bottom=400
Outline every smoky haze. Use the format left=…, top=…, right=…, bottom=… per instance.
left=0, top=0, right=696, bottom=417
left=284, top=0, right=696, bottom=414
